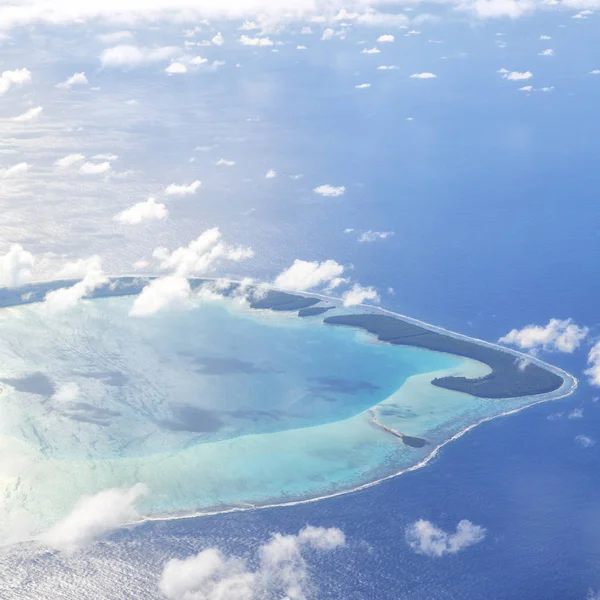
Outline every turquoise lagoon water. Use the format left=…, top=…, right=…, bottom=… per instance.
left=0, top=293, right=568, bottom=537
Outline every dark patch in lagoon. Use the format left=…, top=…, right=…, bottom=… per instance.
left=2, top=372, right=55, bottom=396
left=401, top=435, right=428, bottom=448
left=160, top=405, right=223, bottom=433
left=309, top=376, right=380, bottom=395
left=193, top=356, right=274, bottom=376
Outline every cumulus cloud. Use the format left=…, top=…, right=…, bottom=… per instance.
left=410, top=72, right=437, bottom=79
left=165, top=61, right=188, bottom=74
left=114, top=197, right=167, bottom=224
left=216, top=158, right=236, bottom=166
left=274, top=259, right=345, bottom=292
left=265, top=169, right=277, bottom=179
left=212, top=32, right=225, bottom=46
left=377, top=65, right=399, bottom=70
left=79, top=161, right=111, bottom=175
left=43, top=256, right=108, bottom=313
left=406, top=519, right=486, bottom=557
left=355, top=82, right=371, bottom=88
left=55, top=72, right=88, bottom=89
left=100, top=45, right=179, bottom=68
left=575, top=434, right=595, bottom=448
left=377, top=34, right=395, bottom=42
left=314, top=184, right=345, bottom=197
left=239, top=34, right=273, bottom=46
left=151, top=227, right=254, bottom=277
left=38, top=484, right=148, bottom=553
left=129, top=274, right=192, bottom=316
left=11, top=106, right=43, bottom=122
left=342, top=283, right=380, bottom=306
left=0, top=68, right=31, bottom=95
left=361, top=47, right=380, bottom=54
left=54, top=153, right=85, bottom=168
left=499, top=318, right=589, bottom=353
left=165, top=180, right=202, bottom=196
left=159, top=525, right=345, bottom=600
left=51, top=382, right=80, bottom=404
left=1, top=162, right=30, bottom=178
left=97, top=30, right=133, bottom=44
left=586, top=341, right=600, bottom=387
left=0, top=244, right=34, bottom=288
left=538, top=48, right=554, bottom=56
left=502, top=70, right=533, bottom=80
left=358, top=230, right=394, bottom=242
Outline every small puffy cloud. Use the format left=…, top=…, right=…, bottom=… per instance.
left=159, top=525, right=344, bottom=600
left=377, top=34, right=395, bottom=42
left=297, top=45, right=307, bottom=50
left=114, top=197, right=167, bottom=225
left=540, top=35, right=551, bottom=40
left=575, top=434, right=595, bottom=448
left=410, top=72, right=437, bottom=79
left=1, top=162, right=30, bottom=178
left=519, top=85, right=533, bottom=92
left=165, top=62, right=188, bottom=74
left=314, top=184, right=345, bottom=197
left=0, top=244, right=34, bottom=288
left=361, top=47, right=381, bottom=54
left=538, top=48, right=554, bottom=56
left=275, top=259, right=345, bottom=292
left=11, top=106, right=43, bottom=122
left=321, top=28, right=335, bottom=40
left=97, top=30, right=133, bottom=44
left=239, top=35, right=273, bottom=46
left=190, top=56, right=208, bottom=65
left=100, top=45, right=179, bottom=68
left=54, top=153, right=85, bottom=168
left=152, top=227, right=254, bottom=278
left=0, top=68, right=31, bottom=96
left=301, top=26, right=313, bottom=34
left=568, top=408, right=583, bottom=419
left=499, top=318, right=589, bottom=353
left=79, top=161, right=111, bottom=175
left=377, top=65, right=399, bottom=70
left=590, top=70, right=600, bottom=75
left=216, top=158, right=236, bottom=166
left=586, top=341, right=600, bottom=387
left=358, top=230, right=395, bottom=242
left=356, top=83, right=371, bottom=89
left=38, top=484, right=147, bottom=553
left=51, top=382, right=80, bottom=404
left=165, top=180, right=201, bottom=196
left=342, top=283, right=380, bottom=306
left=503, top=71, right=533, bottom=80
left=130, top=274, right=191, bottom=316
left=43, top=256, right=108, bottom=313
left=265, top=169, right=277, bottom=179
left=56, top=72, right=88, bottom=89
left=406, top=519, right=486, bottom=557
left=212, top=32, right=224, bottom=46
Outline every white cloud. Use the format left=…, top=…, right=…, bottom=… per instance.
left=568, top=408, right=583, bottom=419
left=159, top=525, right=345, bottom=600
left=11, top=106, right=43, bottom=122
left=1, top=162, right=30, bottom=178
left=216, top=158, right=236, bottom=166
left=377, top=34, right=395, bottom=42
left=115, top=197, right=168, bottom=224
left=165, top=61, right=188, bottom=74
left=538, top=48, right=554, bottom=56
left=410, top=72, right=437, bottom=79
left=97, top=30, right=133, bottom=44
left=54, top=153, right=86, bottom=168
left=51, top=382, right=80, bottom=404
left=239, top=34, right=273, bottom=46
left=575, top=434, right=595, bottom=448
left=361, top=47, right=380, bottom=54
left=0, top=68, right=31, bottom=95
left=43, top=256, right=108, bottom=313
left=314, top=184, right=345, bottom=197
left=358, top=230, right=394, bottom=242
left=342, top=283, right=380, bottom=306
left=165, top=180, right=202, bottom=196
left=503, top=70, right=533, bottom=80
left=377, top=65, right=399, bottom=70
left=79, top=161, right=111, bottom=175
left=519, top=85, right=533, bottom=92
left=590, top=70, right=600, bottom=75
left=190, top=55, right=208, bottom=65
left=301, top=26, right=313, bottom=34
left=152, top=227, right=254, bottom=277
left=265, top=169, right=277, bottom=179
left=296, top=44, right=307, bottom=50
left=129, top=274, right=192, bottom=316
left=0, top=244, right=34, bottom=288
left=321, top=28, right=335, bottom=40
left=38, top=484, right=147, bottom=553
left=100, top=45, right=179, bottom=68
left=406, top=519, right=486, bottom=557
left=586, top=341, right=600, bottom=387
left=55, top=72, right=88, bottom=89
left=93, top=153, right=118, bottom=161
left=212, top=32, right=225, bottom=45
left=275, top=259, right=345, bottom=292
left=499, top=318, right=589, bottom=353
left=540, top=34, right=551, bottom=40
left=355, top=83, right=371, bottom=88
